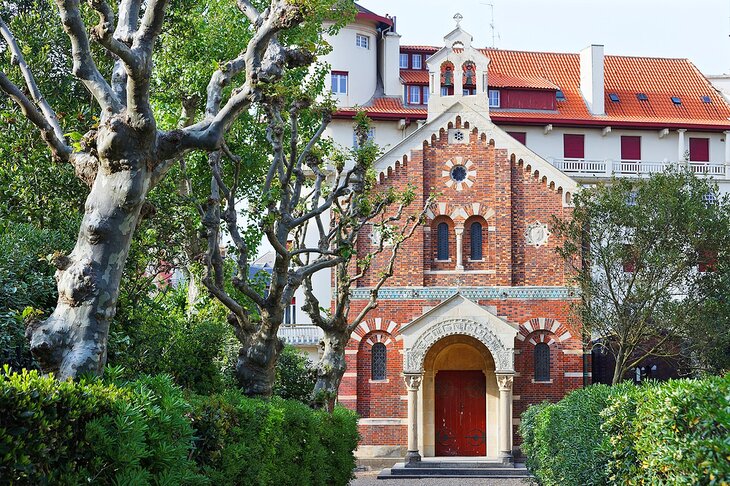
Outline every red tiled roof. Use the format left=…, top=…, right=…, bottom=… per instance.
left=400, top=45, right=439, bottom=53
left=400, top=70, right=429, bottom=84
left=488, top=72, right=558, bottom=90
left=344, top=46, right=730, bottom=128
left=483, top=48, right=730, bottom=128
left=336, top=97, right=427, bottom=119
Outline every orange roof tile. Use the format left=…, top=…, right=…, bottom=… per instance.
left=482, top=48, right=730, bottom=128
left=400, top=70, right=429, bottom=84
left=369, top=47, right=730, bottom=128
left=337, top=97, right=427, bottom=119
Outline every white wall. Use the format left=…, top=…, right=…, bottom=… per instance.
left=708, top=75, right=730, bottom=103
left=322, top=21, right=379, bottom=107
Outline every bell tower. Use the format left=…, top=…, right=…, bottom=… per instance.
left=426, top=14, right=491, bottom=121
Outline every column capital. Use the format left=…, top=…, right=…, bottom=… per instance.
left=677, top=128, right=687, bottom=133
left=403, top=373, right=423, bottom=391
left=454, top=225, right=465, bottom=235
left=496, top=373, right=514, bottom=392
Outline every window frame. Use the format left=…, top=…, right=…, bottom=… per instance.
left=355, top=33, right=369, bottom=49
left=284, top=297, right=296, bottom=325
left=412, top=54, right=422, bottom=69
left=423, top=86, right=430, bottom=104
left=399, top=52, right=409, bottom=69
left=470, top=222, right=483, bottom=261
left=331, top=71, right=348, bottom=95
left=534, top=342, right=550, bottom=382
left=352, top=127, right=376, bottom=148
left=436, top=222, right=450, bottom=261
left=371, top=342, right=387, bottom=381
left=408, top=85, right=422, bottom=105
left=563, top=134, right=585, bottom=159
left=620, top=136, right=642, bottom=161
left=488, top=89, right=501, bottom=108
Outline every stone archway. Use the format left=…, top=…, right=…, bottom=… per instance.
left=404, top=317, right=514, bottom=373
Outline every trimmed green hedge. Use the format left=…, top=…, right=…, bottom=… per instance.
left=0, top=367, right=359, bottom=485
left=519, top=375, right=730, bottom=486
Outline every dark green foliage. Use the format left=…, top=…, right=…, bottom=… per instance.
left=274, top=345, right=317, bottom=402
left=190, top=391, right=359, bottom=486
left=108, top=286, right=233, bottom=395
left=0, top=367, right=204, bottom=485
left=520, top=376, right=730, bottom=485
left=0, top=367, right=359, bottom=485
left=0, top=220, right=77, bottom=370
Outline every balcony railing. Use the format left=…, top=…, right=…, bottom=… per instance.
left=277, top=325, right=323, bottom=346
left=548, top=158, right=727, bottom=178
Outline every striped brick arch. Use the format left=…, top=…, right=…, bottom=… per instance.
left=425, top=202, right=495, bottom=222
left=351, top=318, right=399, bottom=345
left=516, top=318, right=572, bottom=347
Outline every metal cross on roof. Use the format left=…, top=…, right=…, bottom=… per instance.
left=453, top=13, right=463, bottom=27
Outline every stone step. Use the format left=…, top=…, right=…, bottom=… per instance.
left=378, top=462, right=533, bottom=479
left=399, top=461, right=514, bottom=469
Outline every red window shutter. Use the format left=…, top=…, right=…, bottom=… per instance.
left=699, top=250, right=717, bottom=272
left=564, top=134, right=585, bottom=158
left=507, top=131, right=527, bottom=145
left=689, top=138, right=709, bottom=162
left=621, top=136, right=641, bottom=160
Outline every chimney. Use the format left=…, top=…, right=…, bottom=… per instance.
left=379, top=29, right=402, bottom=97
left=580, top=44, right=605, bottom=115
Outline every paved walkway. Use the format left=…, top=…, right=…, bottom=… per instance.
left=350, top=470, right=536, bottom=485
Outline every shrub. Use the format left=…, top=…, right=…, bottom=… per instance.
left=520, top=376, right=730, bottom=486
left=519, top=384, right=618, bottom=486
left=190, top=391, right=359, bottom=486
left=603, top=375, right=730, bottom=485
left=274, top=345, right=317, bottom=402
left=0, top=367, right=204, bottom=485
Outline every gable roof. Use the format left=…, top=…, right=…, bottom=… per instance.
left=339, top=46, right=730, bottom=130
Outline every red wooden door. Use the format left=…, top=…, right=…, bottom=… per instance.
left=435, top=370, right=487, bottom=456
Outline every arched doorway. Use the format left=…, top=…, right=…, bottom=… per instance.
left=420, top=335, right=499, bottom=458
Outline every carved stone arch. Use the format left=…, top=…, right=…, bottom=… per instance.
left=362, top=331, right=394, bottom=348
left=516, top=318, right=572, bottom=345
left=404, top=318, right=514, bottom=373
left=351, top=318, right=399, bottom=343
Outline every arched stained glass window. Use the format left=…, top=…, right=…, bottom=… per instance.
left=470, top=222, right=483, bottom=260
left=371, top=343, right=387, bottom=380
left=437, top=222, right=449, bottom=260
left=534, top=342, right=550, bottom=381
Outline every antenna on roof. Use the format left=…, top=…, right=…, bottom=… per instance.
left=480, top=2, right=499, bottom=48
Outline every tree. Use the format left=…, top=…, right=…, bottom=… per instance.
left=300, top=115, right=430, bottom=410
left=0, top=0, right=345, bottom=380
left=553, top=170, right=730, bottom=384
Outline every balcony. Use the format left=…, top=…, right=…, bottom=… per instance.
left=548, top=158, right=727, bottom=180
left=277, top=325, right=323, bottom=346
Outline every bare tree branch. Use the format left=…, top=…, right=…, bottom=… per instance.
left=54, top=0, right=121, bottom=113
left=0, top=17, right=64, bottom=141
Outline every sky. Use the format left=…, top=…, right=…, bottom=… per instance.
left=358, top=0, right=730, bottom=75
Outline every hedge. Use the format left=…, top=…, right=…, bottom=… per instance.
left=519, top=375, right=729, bottom=486
left=0, top=367, right=359, bottom=485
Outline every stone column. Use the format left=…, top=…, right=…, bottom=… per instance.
left=404, top=373, right=423, bottom=465
left=454, top=226, right=464, bottom=271
left=496, top=373, right=514, bottom=464
left=677, top=129, right=687, bottom=164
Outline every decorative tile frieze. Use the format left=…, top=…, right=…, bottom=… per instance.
left=349, top=286, right=576, bottom=301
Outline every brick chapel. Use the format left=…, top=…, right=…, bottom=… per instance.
left=336, top=23, right=585, bottom=464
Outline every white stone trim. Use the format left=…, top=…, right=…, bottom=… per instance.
left=337, top=395, right=357, bottom=400
left=565, top=372, right=591, bottom=378
left=343, top=372, right=357, bottom=378
left=358, top=418, right=407, bottom=426
left=562, top=349, right=584, bottom=355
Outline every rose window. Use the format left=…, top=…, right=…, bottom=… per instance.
left=442, top=157, right=476, bottom=191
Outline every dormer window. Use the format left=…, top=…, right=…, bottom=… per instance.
left=556, top=90, right=566, bottom=102
left=399, top=53, right=409, bottom=69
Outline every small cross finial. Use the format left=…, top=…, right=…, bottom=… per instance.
left=453, top=13, right=463, bottom=27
